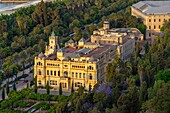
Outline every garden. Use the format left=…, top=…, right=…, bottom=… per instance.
left=0, top=88, right=72, bottom=113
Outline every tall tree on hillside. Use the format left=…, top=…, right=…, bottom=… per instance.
left=34, top=75, right=37, bottom=94
left=2, top=62, right=12, bottom=82
left=13, top=83, right=16, bottom=91
left=139, top=81, right=147, bottom=105
left=2, top=86, right=5, bottom=100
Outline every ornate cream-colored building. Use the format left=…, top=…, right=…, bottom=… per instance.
left=34, top=21, right=143, bottom=91
left=131, top=1, right=170, bottom=44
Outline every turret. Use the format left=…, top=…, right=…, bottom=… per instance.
left=78, top=38, right=86, bottom=48
left=45, top=31, right=59, bottom=56
left=103, top=20, right=110, bottom=30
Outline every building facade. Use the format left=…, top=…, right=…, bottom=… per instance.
left=34, top=21, right=143, bottom=91
left=131, top=1, right=170, bottom=44
left=91, top=21, right=143, bottom=60
left=34, top=32, right=117, bottom=91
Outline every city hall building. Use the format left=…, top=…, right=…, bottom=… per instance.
left=34, top=21, right=143, bottom=91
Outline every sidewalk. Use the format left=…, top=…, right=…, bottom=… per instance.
left=38, top=89, right=71, bottom=96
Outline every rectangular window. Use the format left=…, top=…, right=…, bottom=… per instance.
left=159, top=19, right=161, bottom=22
left=149, top=26, right=151, bottom=29
left=79, top=73, right=81, bottom=78
left=75, top=82, right=82, bottom=87
left=54, top=71, right=56, bottom=76
left=83, top=73, right=85, bottom=78
left=154, top=19, right=156, bottom=22
left=47, top=70, right=49, bottom=75
left=154, top=25, right=156, bottom=29
left=159, top=25, right=161, bottom=29
left=149, top=33, right=151, bottom=37
left=50, top=80, right=57, bottom=85
left=76, top=73, right=78, bottom=78
left=72, top=72, right=74, bottom=77
left=149, top=19, right=151, bottom=22
left=58, top=71, right=60, bottom=76
left=51, top=70, right=53, bottom=75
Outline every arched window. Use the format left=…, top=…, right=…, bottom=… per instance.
left=88, top=66, right=93, bottom=70
left=37, top=62, right=42, bottom=66
left=64, top=71, right=68, bottom=77
left=38, top=69, right=41, bottom=75
left=58, top=71, right=60, bottom=76
left=89, top=74, right=92, bottom=80
left=38, top=80, right=41, bottom=85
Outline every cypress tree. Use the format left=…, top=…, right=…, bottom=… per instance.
left=34, top=76, right=37, bottom=94
left=59, top=83, right=62, bottom=95
left=71, top=82, right=74, bottom=93
left=13, top=83, right=16, bottom=91
left=89, top=84, right=92, bottom=92
left=2, top=87, right=5, bottom=100
left=6, top=82, right=9, bottom=95
left=46, top=81, right=50, bottom=95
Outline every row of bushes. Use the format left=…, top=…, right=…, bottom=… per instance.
left=25, top=93, right=68, bottom=102
left=13, top=101, right=35, bottom=108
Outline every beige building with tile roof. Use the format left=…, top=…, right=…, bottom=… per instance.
left=34, top=21, right=143, bottom=91
left=131, top=1, right=170, bottom=44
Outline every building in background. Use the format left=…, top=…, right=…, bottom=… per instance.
left=91, top=21, right=143, bottom=60
left=131, top=1, right=170, bottom=44
left=34, top=21, right=143, bottom=91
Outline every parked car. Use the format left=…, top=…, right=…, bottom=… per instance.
left=20, top=78, right=25, bottom=81
left=23, top=80, right=28, bottom=83
left=9, top=83, right=14, bottom=88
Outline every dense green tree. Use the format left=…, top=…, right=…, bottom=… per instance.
left=117, top=86, right=139, bottom=113
left=142, top=82, right=170, bottom=113
left=2, top=62, right=12, bottom=81
left=139, top=81, right=147, bottom=105
left=156, top=70, right=170, bottom=82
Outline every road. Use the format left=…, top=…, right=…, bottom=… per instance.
left=1, top=66, right=33, bottom=87
left=0, top=67, right=33, bottom=101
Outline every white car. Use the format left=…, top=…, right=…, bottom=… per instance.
left=20, top=78, right=25, bottom=81
left=9, top=83, right=14, bottom=88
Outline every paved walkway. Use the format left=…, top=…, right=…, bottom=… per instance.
left=24, top=99, right=57, bottom=111
left=38, top=89, right=71, bottom=96
left=24, top=99, right=57, bottom=104
left=24, top=101, right=40, bottom=112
